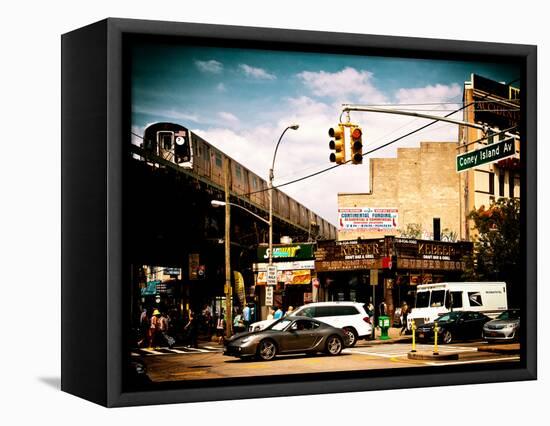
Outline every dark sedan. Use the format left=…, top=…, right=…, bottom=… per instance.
left=416, top=311, right=490, bottom=344
left=224, top=316, right=347, bottom=361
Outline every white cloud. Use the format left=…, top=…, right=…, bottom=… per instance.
left=191, top=82, right=463, bottom=225
left=194, top=59, right=223, bottom=74
left=132, top=105, right=201, bottom=123
left=216, top=82, right=226, bottom=92
left=239, top=64, right=276, bottom=80
left=218, top=111, right=240, bottom=124
left=395, top=83, right=461, bottom=105
left=297, top=67, right=387, bottom=104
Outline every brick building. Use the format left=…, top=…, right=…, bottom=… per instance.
left=338, top=142, right=460, bottom=242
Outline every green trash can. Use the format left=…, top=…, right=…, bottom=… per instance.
left=378, top=316, right=391, bottom=340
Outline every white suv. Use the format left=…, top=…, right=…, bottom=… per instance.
left=249, top=302, right=372, bottom=346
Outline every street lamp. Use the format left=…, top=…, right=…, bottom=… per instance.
left=211, top=197, right=270, bottom=338
left=268, top=124, right=299, bottom=268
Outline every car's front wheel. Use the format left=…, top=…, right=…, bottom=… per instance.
left=325, top=335, right=343, bottom=356
left=257, top=339, right=277, bottom=361
left=342, top=327, right=358, bottom=347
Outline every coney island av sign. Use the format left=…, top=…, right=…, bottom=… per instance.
left=456, top=137, right=516, bottom=172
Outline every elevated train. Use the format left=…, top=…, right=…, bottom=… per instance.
left=141, top=122, right=337, bottom=240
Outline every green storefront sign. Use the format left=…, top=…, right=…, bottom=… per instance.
left=456, top=138, right=516, bottom=172
left=257, top=244, right=315, bottom=261
left=141, top=280, right=160, bottom=296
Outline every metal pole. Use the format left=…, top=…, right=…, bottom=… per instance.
left=341, top=105, right=519, bottom=140
left=224, top=159, right=233, bottom=338
left=268, top=170, right=273, bottom=268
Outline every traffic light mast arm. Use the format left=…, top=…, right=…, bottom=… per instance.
left=341, top=105, right=519, bottom=140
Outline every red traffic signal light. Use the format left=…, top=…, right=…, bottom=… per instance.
left=350, top=125, right=363, bottom=165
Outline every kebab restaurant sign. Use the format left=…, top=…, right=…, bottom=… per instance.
left=338, top=207, right=398, bottom=231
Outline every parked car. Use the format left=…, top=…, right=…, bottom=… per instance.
left=248, top=302, right=372, bottom=347
left=415, top=311, right=490, bottom=344
left=224, top=316, right=346, bottom=361
left=483, top=309, right=520, bottom=342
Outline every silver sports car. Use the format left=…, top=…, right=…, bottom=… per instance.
left=223, top=315, right=347, bottom=361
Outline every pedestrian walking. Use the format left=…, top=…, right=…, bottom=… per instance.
left=216, top=314, right=226, bottom=344
left=184, top=311, right=198, bottom=348
left=267, top=307, right=274, bottom=320
left=137, top=307, right=149, bottom=347
left=273, top=306, right=283, bottom=320
left=233, top=309, right=245, bottom=333
left=379, top=300, right=387, bottom=317
left=400, top=301, right=409, bottom=335
left=242, top=304, right=251, bottom=330
left=148, top=309, right=161, bottom=349
left=285, top=306, right=294, bottom=316
left=160, top=311, right=175, bottom=348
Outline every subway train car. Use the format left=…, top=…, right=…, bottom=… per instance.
left=141, top=122, right=336, bottom=239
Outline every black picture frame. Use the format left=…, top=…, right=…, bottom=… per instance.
left=61, top=17, right=537, bottom=407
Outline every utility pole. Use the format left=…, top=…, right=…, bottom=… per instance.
left=224, top=159, right=233, bottom=338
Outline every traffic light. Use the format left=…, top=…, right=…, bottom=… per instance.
left=350, top=125, right=363, bottom=164
left=329, top=124, right=346, bottom=164
left=174, top=130, right=191, bottom=163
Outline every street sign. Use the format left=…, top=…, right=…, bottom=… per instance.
left=370, top=269, right=379, bottom=286
left=456, top=138, right=516, bottom=172
left=266, top=265, right=278, bottom=286
left=265, top=286, right=274, bottom=306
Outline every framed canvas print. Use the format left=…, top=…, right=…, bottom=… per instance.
left=61, top=18, right=537, bottom=407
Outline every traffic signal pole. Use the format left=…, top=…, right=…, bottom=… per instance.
left=340, top=105, right=519, bottom=140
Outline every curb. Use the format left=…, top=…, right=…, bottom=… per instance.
left=477, top=345, right=520, bottom=355
left=407, top=351, right=459, bottom=360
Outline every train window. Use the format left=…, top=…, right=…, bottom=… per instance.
left=158, top=132, right=173, bottom=150
left=235, top=165, right=242, bottom=180
left=215, top=152, right=222, bottom=168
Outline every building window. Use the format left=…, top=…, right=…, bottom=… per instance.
left=499, top=172, right=505, bottom=197
left=509, top=173, right=515, bottom=198
left=215, top=152, right=222, bottom=168
left=489, top=172, right=495, bottom=195
left=235, top=165, right=242, bottom=180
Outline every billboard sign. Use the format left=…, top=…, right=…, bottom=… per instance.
left=338, top=207, right=398, bottom=231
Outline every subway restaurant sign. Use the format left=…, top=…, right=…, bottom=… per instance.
left=456, top=138, right=516, bottom=172
left=257, top=244, right=315, bottom=261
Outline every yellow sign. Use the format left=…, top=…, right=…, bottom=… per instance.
left=234, top=271, right=246, bottom=306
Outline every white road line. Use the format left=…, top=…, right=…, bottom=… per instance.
left=131, top=352, right=141, bottom=357
left=170, top=349, right=191, bottom=354
left=425, top=356, right=520, bottom=366
left=140, top=348, right=164, bottom=355
left=203, top=346, right=222, bottom=350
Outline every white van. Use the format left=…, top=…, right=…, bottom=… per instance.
left=407, top=282, right=508, bottom=329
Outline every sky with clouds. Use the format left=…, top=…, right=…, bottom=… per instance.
left=131, top=42, right=519, bottom=225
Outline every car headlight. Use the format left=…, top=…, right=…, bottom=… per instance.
left=505, top=324, right=516, bottom=329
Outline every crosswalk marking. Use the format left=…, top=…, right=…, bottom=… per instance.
left=346, top=344, right=477, bottom=359
left=131, top=346, right=223, bottom=357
